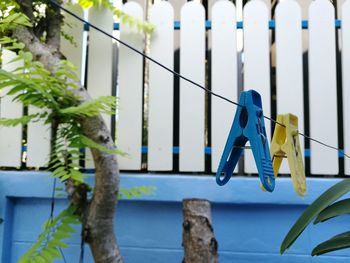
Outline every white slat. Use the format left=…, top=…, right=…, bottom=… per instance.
left=179, top=1, right=205, bottom=171
left=26, top=106, right=51, bottom=167
left=117, top=2, right=144, bottom=170
left=342, top=0, right=350, bottom=175
left=243, top=0, right=270, bottom=173
left=211, top=0, right=238, bottom=172
left=275, top=0, right=304, bottom=173
left=148, top=1, right=174, bottom=171
left=0, top=50, right=23, bottom=167
left=309, top=0, right=338, bottom=174
left=85, top=7, right=114, bottom=168
left=61, top=3, right=84, bottom=81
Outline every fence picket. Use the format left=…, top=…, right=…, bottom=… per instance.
left=275, top=0, right=304, bottom=173
left=211, top=0, right=238, bottom=173
left=342, top=0, right=350, bottom=175
left=26, top=106, right=51, bottom=167
left=179, top=1, right=205, bottom=171
left=0, top=50, right=23, bottom=167
left=148, top=1, right=174, bottom=171
left=61, top=3, right=84, bottom=80
left=117, top=2, right=144, bottom=170
left=309, top=0, right=338, bottom=174
left=243, top=0, right=271, bottom=174
left=85, top=7, right=114, bottom=169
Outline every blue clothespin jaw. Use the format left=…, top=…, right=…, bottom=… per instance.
left=216, top=90, right=275, bottom=192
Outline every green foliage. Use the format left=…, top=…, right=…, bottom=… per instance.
left=0, top=113, right=40, bottom=126
left=0, top=37, right=118, bottom=182
left=60, top=96, right=116, bottom=117
left=281, top=179, right=350, bottom=256
left=0, top=12, right=32, bottom=32
left=19, top=206, right=80, bottom=263
left=79, top=135, right=126, bottom=156
left=119, top=186, right=156, bottom=199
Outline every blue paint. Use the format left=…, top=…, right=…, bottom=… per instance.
left=205, top=147, right=211, bottom=155
left=136, top=146, right=346, bottom=159
left=302, top=20, right=308, bottom=29
left=1, top=172, right=350, bottom=262
left=205, top=20, right=212, bottom=29
left=304, top=149, right=311, bottom=157
left=141, top=146, right=147, bottom=154
left=108, top=20, right=342, bottom=31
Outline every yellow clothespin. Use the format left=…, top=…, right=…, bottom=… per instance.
left=269, top=113, right=306, bottom=196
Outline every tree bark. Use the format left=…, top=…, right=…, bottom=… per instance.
left=11, top=1, right=123, bottom=261
left=182, top=199, right=219, bottom=263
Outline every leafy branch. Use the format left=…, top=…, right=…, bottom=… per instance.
left=19, top=206, right=80, bottom=262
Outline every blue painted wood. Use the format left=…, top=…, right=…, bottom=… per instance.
left=84, top=20, right=342, bottom=31
left=0, top=172, right=350, bottom=262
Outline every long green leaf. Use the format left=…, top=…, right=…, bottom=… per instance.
left=80, top=135, right=127, bottom=156
left=312, top=232, right=350, bottom=256
left=280, top=179, right=350, bottom=254
left=0, top=114, right=39, bottom=126
left=314, top=198, right=350, bottom=224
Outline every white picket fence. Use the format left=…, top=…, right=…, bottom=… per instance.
left=0, top=0, right=349, bottom=176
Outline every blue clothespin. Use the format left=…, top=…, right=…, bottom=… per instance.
left=216, top=90, right=275, bottom=192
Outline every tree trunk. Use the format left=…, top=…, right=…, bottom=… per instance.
left=182, top=199, right=219, bottom=263
left=11, top=1, right=123, bottom=261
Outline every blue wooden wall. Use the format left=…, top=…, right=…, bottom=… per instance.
left=0, top=172, right=350, bottom=262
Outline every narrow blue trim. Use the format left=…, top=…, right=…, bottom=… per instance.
left=174, top=21, right=180, bottom=30
left=173, top=146, right=179, bottom=154
left=108, top=20, right=342, bottom=31
left=205, top=20, right=212, bottom=29
left=303, top=149, right=344, bottom=158
left=336, top=19, right=341, bottom=29
left=140, top=146, right=211, bottom=155
left=139, top=147, right=348, bottom=157
left=304, top=149, right=310, bottom=157
left=302, top=20, right=308, bottom=29
left=205, top=147, right=211, bottom=155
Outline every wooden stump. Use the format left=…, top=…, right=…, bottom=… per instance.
left=182, top=199, right=218, bottom=263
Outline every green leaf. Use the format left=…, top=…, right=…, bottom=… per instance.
left=314, top=198, right=350, bottom=224
left=312, top=232, right=350, bottom=256
left=280, top=179, right=350, bottom=254
left=79, top=0, right=94, bottom=9
left=0, top=114, right=40, bottom=127
left=80, top=135, right=126, bottom=156
left=59, top=96, right=116, bottom=117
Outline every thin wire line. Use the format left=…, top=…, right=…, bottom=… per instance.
left=50, top=0, right=241, bottom=108
left=59, top=247, right=68, bottom=263
left=79, top=229, right=85, bottom=263
left=49, top=178, right=57, bottom=220
left=50, top=0, right=349, bottom=160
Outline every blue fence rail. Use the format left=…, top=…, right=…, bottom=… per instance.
left=109, top=20, right=343, bottom=30
left=1, top=172, right=350, bottom=262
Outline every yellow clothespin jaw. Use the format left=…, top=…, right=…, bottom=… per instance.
left=269, top=114, right=306, bottom=197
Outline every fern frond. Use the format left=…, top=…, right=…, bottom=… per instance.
left=119, top=186, right=156, bottom=199
left=18, top=206, right=80, bottom=263
left=0, top=12, right=32, bottom=32
left=0, top=113, right=40, bottom=126
left=60, top=96, right=116, bottom=117
left=79, top=135, right=126, bottom=156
